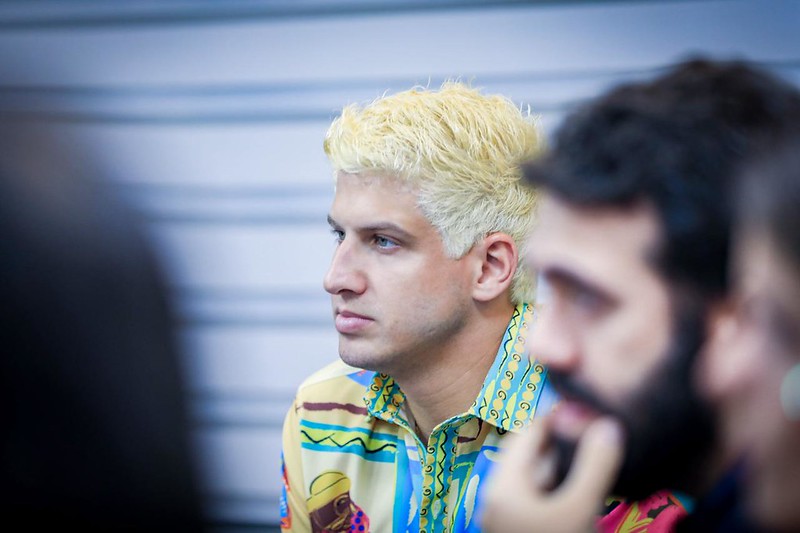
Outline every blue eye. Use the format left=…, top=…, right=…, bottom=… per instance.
left=374, top=235, right=399, bottom=250
left=331, top=229, right=344, bottom=244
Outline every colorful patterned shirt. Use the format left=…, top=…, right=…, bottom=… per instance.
left=280, top=303, right=689, bottom=532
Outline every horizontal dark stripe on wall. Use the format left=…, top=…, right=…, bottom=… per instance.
left=190, top=392, right=296, bottom=427
left=0, top=110, right=336, bottom=124
left=121, top=184, right=332, bottom=225
left=145, top=213, right=327, bottom=225
left=203, top=492, right=283, bottom=529
left=204, top=493, right=281, bottom=505
left=192, top=418, right=285, bottom=430
left=0, top=1, right=693, bottom=30
left=0, top=61, right=796, bottom=122
left=200, top=484, right=282, bottom=522
left=173, top=285, right=331, bottom=318
left=120, top=184, right=332, bottom=198
left=177, top=316, right=333, bottom=328
left=192, top=390, right=296, bottom=402
left=0, top=62, right=737, bottom=96
left=204, top=520, right=281, bottom=533
left=172, top=302, right=333, bottom=327
left=176, top=287, right=328, bottom=300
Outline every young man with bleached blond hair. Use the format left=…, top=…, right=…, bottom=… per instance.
left=279, top=82, right=556, bottom=533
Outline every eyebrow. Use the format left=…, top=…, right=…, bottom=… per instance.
left=540, top=266, right=615, bottom=302
left=327, top=215, right=415, bottom=242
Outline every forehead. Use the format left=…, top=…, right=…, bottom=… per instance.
left=334, top=170, right=415, bottom=193
left=330, top=171, right=427, bottom=225
left=527, top=194, right=662, bottom=287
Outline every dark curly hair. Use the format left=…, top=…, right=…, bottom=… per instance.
left=525, top=58, right=800, bottom=298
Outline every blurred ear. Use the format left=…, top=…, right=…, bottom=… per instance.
left=471, top=232, right=517, bottom=302
left=705, top=298, right=737, bottom=343
left=696, top=296, right=738, bottom=394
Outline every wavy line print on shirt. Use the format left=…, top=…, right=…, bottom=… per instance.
left=497, top=305, right=522, bottom=361
left=300, top=423, right=397, bottom=462
left=434, top=436, right=448, bottom=500
left=308, top=470, right=371, bottom=533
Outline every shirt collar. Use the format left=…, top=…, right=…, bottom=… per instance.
left=363, top=303, right=547, bottom=432
left=467, top=302, right=547, bottom=431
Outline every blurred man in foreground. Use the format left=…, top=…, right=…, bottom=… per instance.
left=483, top=59, right=800, bottom=532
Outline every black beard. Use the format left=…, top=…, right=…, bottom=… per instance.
left=547, top=306, right=717, bottom=500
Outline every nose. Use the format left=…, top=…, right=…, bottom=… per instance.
left=323, top=239, right=368, bottom=296
left=527, top=304, right=580, bottom=371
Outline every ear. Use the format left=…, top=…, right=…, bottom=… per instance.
left=704, top=297, right=737, bottom=343
left=471, top=232, right=518, bottom=302
left=695, top=295, right=741, bottom=399
left=696, top=297, right=736, bottom=375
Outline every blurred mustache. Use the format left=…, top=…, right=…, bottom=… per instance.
left=547, top=369, right=619, bottom=418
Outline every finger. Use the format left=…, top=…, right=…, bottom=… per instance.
left=496, top=417, right=550, bottom=476
left=482, top=418, right=556, bottom=531
left=560, top=417, right=624, bottom=502
left=532, top=442, right=558, bottom=490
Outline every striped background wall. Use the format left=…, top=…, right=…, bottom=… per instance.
left=0, top=0, right=797, bottom=529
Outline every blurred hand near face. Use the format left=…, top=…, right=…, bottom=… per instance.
left=482, top=416, right=624, bottom=533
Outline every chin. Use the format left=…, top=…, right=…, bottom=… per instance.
left=338, top=345, right=384, bottom=372
left=338, top=351, right=370, bottom=370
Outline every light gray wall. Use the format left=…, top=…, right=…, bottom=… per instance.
left=1, top=0, right=798, bottom=528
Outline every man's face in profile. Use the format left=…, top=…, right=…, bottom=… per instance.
left=525, top=194, right=715, bottom=498
left=323, top=171, right=476, bottom=376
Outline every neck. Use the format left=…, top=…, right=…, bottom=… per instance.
left=692, top=440, right=735, bottom=496
left=394, top=300, right=516, bottom=440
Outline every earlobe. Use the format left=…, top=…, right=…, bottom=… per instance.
left=473, top=232, right=518, bottom=302
left=705, top=299, right=737, bottom=343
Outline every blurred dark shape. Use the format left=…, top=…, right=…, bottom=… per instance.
left=0, top=122, right=204, bottom=530
left=738, top=138, right=800, bottom=269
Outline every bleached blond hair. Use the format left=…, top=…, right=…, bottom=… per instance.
left=324, top=82, right=543, bottom=304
